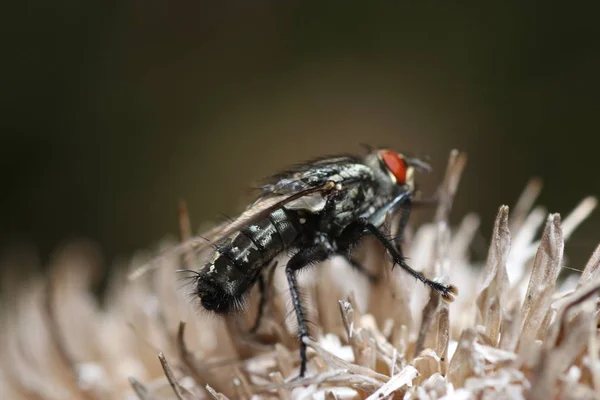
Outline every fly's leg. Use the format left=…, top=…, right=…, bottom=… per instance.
left=249, top=261, right=278, bottom=334
left=366, top=220, right=457, bottom=302
left=411, top=195, right=439, bottom=208
left=317, top=188, right=343, bottom=230
left=338, top=218, right=458, bottom=302
left=248, top=275, right=266, bottom=334
left=393, top=198, right=412, bottom=251
left=343, top=256, right=379, bottom=284
left=335, top=220, right=380, bottom=284
left=286, top=246, right=330, bottom=378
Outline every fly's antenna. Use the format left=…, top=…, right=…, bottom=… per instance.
left=407, top=156, right=432, bottom=173
left=358, top=143, right=374, bottom=153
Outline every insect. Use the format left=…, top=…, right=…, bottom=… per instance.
left=135, top=147, right=458, bottom=378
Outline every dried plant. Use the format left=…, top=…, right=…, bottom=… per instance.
left=1, top=150, right=599, bottom=400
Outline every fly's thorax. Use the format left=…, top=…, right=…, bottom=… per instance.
left=326, top=183, right=379, bottom=231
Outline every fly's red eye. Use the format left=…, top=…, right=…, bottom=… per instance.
left=380, top=150, right=407, bottom=184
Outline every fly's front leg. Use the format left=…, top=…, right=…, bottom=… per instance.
left=317, top=187, right=343, bottom=230
left=343, top=255, right=379, bottom=283
left=393, top=198, right=412, bottom=251
left=286, top=245, right=330, bottom=378
left=338, top=218, right=458, bottom=302
left=368, top=220, right=457, bottom=301
left=335, top=219, right=380, bottom=283
left=412, top=196, right=439, bottom=208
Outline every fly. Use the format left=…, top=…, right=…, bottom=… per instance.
left=132, top=147, right=458, bottom=378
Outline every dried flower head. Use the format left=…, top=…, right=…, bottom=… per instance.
left=1, top=151, right=599, bottom=400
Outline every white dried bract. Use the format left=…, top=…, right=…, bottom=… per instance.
left=1, top=150, right=599, bottom=400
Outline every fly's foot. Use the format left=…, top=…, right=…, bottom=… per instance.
left=441, top=284, right=459, bottom=303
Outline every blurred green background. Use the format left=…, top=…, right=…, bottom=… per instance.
left=2, top=2, right=599, bottom=269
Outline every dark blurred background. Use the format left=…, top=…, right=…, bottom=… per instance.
left=2, top=2, right=599, bottom=270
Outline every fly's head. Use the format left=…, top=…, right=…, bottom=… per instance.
left=365, top=149, right=432, bottom=195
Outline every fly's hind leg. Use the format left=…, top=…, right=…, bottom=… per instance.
left=249, top=261, right=278, bottom=334
left=286, top=245, right=330, bottom=378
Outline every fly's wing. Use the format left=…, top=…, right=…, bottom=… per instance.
left=127, top=225, right=223, bottom=280
left=129, top=154, right=372, bottom=280
left=199, top=181, right=336, bottom=245
left=128, top=181, right=337, bottom=280
left=257, top=154, right=362, bottom=196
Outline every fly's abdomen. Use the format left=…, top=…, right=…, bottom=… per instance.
left=242, top=208, right=297, bottom=264
left=206, top=209, right=298, bottom=277
left=196, top=208, right=299, bottom=313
